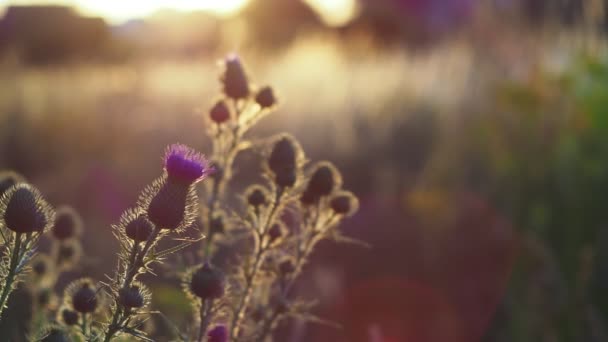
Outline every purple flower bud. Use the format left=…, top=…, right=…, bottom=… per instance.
left=207, top=324, right=228, bottom=342
left=0, top=183, right=54, bottom=234
left=255, top=86, right=276, bottom=108
left=222, top=54, right=250, bottom=99
left=52, top=206, right=83, bottom=241
left=245, top=185, right=268, bottom=208
left=302, top=162, right=341, bottom=204
left=189, top=263, right=225, bottom=300
left=164, top=144, right=213, bottom=185
left=210, top=100, right=231, bottom=124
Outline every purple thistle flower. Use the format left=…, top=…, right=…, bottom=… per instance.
left=207, top=324, right=228, bottom=342
left=164, top=144, right=213, bottom=185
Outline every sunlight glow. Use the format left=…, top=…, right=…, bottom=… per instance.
left=304, top=0, right=359, bottom=27
left=2, top=0, right=250, bottom=22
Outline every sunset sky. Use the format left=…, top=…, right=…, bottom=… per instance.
left=0, top=0, right=359, bottom=26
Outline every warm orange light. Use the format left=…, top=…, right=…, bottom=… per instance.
left=3, top=0, right=250, bottom=22
left=304, top=0, right=359, bottom=27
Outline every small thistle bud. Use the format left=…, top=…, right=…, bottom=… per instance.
left=147, top=182, right=191, bottom=231
left=56, top=239, right=82, bottom=268
left=255, top=86, right=276, bottom=108
left=246, top=185, right=267, bottom=208
left=0, top=171, right=25, bottom=196
left=268, top=135, right=303, bottom=188
left=222, top=54, right=250, bottom=99
left=68, top=279, right=98, bottom=313
left=210, top=100, right=231, bottom=124
left=189, top=263, right=225, bottom=299
left=61, top=308, right=79, bottom=326
left=52, top=206, right=82, bottom=241
left=0, top=183, right=54, bottom=234
left=279, top=259, right=295, bottom=276
left=32, top=255, right=51, bottom=277
left=125, top=214, right=154, bottom=242
left=41, top=328, right=71, bottom=342
left=164, top=144, right=213, bottom=185
left=304, top=162, right=341, bottom=203
left=330, top=191, right=359, bottom=216
left=207, top=324, right=228, bottom=342
left=209, top=214, right=225, bottom=236
left=267, top=223, right=285, bottom=245
left=118, top=284, right=147, bottom=309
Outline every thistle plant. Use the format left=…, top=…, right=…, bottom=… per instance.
left=0, top=181, right=55, bottom=318
left=0, top=54, right=362, bottom=341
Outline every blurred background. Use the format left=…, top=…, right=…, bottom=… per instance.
left=2, top=0, right=608, bottom=341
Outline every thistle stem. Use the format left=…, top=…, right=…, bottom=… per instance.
left=0, top=232, right=23, bottom=318
left=197, top=299, right=213, bottom=342
left=103, top=227, right=161, bottom=342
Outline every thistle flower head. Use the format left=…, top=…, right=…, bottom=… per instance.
left=330, top=191, right=359, bottom=217
left=207, top=324, right=228, bottom=342
left=164, top=144, right=213, bottom=185
left=118, top=282, right=150, bottom=309
left=210, top=100, right=231, bottom=124
left=0, top=171, right=25, bottom=196
left=267, top=134, right=304, bottom=188
left=143, top=176, right=199, bottom=231
left=52, top=206, right=83, bottom=241
left=188, top=263, right=225, bottom=300
left=0, top=183, right=54, bottom=234
left=255, top=86, right=276, bottom=108
left=31, top=254, right=55, bottom=286
left=65, top=278, right=99, bottom=314
left=222, top=53, right=250, bottom=99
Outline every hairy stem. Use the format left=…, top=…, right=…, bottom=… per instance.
left=197, top=299, right=213, bottom=342
left=230, top=188, right=284, bottom=339
left=103, top=227, right=161, bottom=342
left=0, top=232, right=23, bottom=318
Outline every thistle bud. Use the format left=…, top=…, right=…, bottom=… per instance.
left=268, top=135, right=302, bottom=188
left=61, top=308, right=79, bottom=326
left=32, top=255, right=52, bottom=277
left=68, top=279, right=98, bottom=313
left=245, top=185, right=267, bottom=208
left=303, top=162, right=341, bottom=204
left=210, top=100, right=231, bottom=124
left=56, top=239, right=82, bottom=268
left=189, top=263, right=225, bottom=300
left=207, top=324, right=228, bottom=342
left=330, top=191, right=359, bottom=216
left=38, top=288, right=56, bottom=308
left=0, top=171, right=25, bottom=196
left=52, top=206, right=82, bottom=241
left=0, top=183, right=54, bottom=234
left=118, top=284, right=147, bottom=309
left=255, top=86, right=276, bottom=108
left=222, top=54, right=250, bottom=99
left=125, top=214, right=154, bottom=242
left=267, top=222, right=285, bottom=245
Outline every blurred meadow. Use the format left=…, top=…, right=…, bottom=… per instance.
left=2, top=0, right=608, bottom=341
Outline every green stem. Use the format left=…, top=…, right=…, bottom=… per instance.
left=81, top=313, right=88, bottom=337
left=197, top=299, right=213, bottom=342
left=0, top=232, right=23, bottom=318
